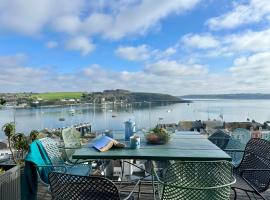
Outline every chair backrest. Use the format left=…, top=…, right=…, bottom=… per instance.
left=39, top=137, right=64, bottom=165
left=208, top=131, right=230, bottom=149
left=236, top=138, right=270, bottom=192
left=62, top=127, right=81, bottom=147
left=49, top=172, right=120, bottom=200
left=226, top=138, right=245, bottom=165
left=62, top=127, right=81, bottom=159
left=160, top=161, right=233, bottom=200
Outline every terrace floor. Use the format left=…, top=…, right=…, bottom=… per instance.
left=37, top=181, right=270, bottom=200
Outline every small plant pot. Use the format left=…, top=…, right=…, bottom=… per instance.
left=0, top=164, right=20, bottom=200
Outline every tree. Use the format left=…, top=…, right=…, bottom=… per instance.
left=2, top=123, right=16, bottom=163
left=0, top=98, right=6, bottom=105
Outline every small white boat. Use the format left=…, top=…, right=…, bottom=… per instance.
left=68, top=108, right=75, bottom=115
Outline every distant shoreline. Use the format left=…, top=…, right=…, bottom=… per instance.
left=180, top=93, right=270, bottom=100
left=1, top=100, right=191, bottom=110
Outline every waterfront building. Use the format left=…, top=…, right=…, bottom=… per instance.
left=178, top=121, right=193, bottom=131
left=203, top=120, right=224, bottom=129
left=250, top=127, right=262, bottom=138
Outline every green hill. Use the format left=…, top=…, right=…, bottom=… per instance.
left=31, top=92, right=83, bottom=100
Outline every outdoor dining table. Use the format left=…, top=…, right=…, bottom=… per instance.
left=72, top=131, right=231, bottom=161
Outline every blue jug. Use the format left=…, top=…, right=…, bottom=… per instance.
left=124, top=120, right=136, bottom=141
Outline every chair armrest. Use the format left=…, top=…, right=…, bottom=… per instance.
left=59, top=147, right=81, bottom=150
left=122, top=180, right=141, bottom=200
left=65, top=158, right=97, bottom=165
left=152, top=168, right=236, bottom=190
left=35, top=164, right=68, bottom=173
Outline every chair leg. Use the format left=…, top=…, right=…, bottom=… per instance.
left=232, top=188, right=237, bottom=200
left=152, top=172, right=156, bottom=200
left=137, top=181, right=141, bottom=199
left=246, top=192, right=252, bottom=200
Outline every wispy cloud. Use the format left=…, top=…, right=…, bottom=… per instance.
left=206, top=0, right=270, bottom=30
left=65, top=36, right=95, bottom=55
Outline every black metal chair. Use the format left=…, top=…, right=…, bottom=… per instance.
left=231, top=138, right=270, bottom=200
left=49, top=171, right=140, bottom=200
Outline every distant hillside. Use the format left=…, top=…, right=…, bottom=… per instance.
left=32, top=92, right=83, bottom=100
left=83, top=89, right=189, bottom=103
left=181, top=93, right=270, bottom=99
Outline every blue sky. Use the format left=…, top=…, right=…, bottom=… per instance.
left=0, top=0, right=270, bottom=95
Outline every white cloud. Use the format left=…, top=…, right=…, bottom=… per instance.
left=180, top=28, right=270, bottom=57
left=1, top=53, right=270, bottom=94
left=115, top=44, right=177, bottom=61
left=46, top=41, right=58, bottom=49
left=182, top=33, right=220, bottom=49
left=65, top=36, right=95, bottom=55
left=0, top=0, right=200, bottom=39
left=224, top=28, right=270, bottom=52
left=227, top=51, right=270, bottom=90
left=102, top=0, right=201, bottom=39
left=206, top=0, right=270, bottom=30
left=115, top=45, right=151, bottom=61
left=52, top=15, right=81, bottom=35
left=0, top=55, right=49, bottom=91
left=229, top=51, right=270, bottom=76
left=145, top=60, right=208, bottom=77
left=82, top=13, right=113, bottom=35
left=0, top=0, right=84, bottom=35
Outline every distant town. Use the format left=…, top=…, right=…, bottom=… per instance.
left=0, top=89, right=189, bottom=108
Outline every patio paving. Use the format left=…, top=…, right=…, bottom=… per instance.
left=37, top=181, right=270, bottom=200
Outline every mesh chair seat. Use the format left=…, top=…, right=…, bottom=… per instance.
left=154, top=160, right=235, bottom=200
left=49, top=172, right=120, bottom=200
left=49, top=172, right=140, bottom=200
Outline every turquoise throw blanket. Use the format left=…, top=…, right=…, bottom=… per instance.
left=22, top=140, right=53, bottom=200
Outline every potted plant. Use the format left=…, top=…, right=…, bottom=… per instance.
left=145, top=126, right=173, bottom=144
left=11, top=133, right=29, bottom=165
left=1, top=124, right=40, bottom=200
left=1, top=123, right=21, bottom=200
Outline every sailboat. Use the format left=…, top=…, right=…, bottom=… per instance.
left=68, top=106, right=76, bottom=116
left=59, top=106, right=65, bottom=121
